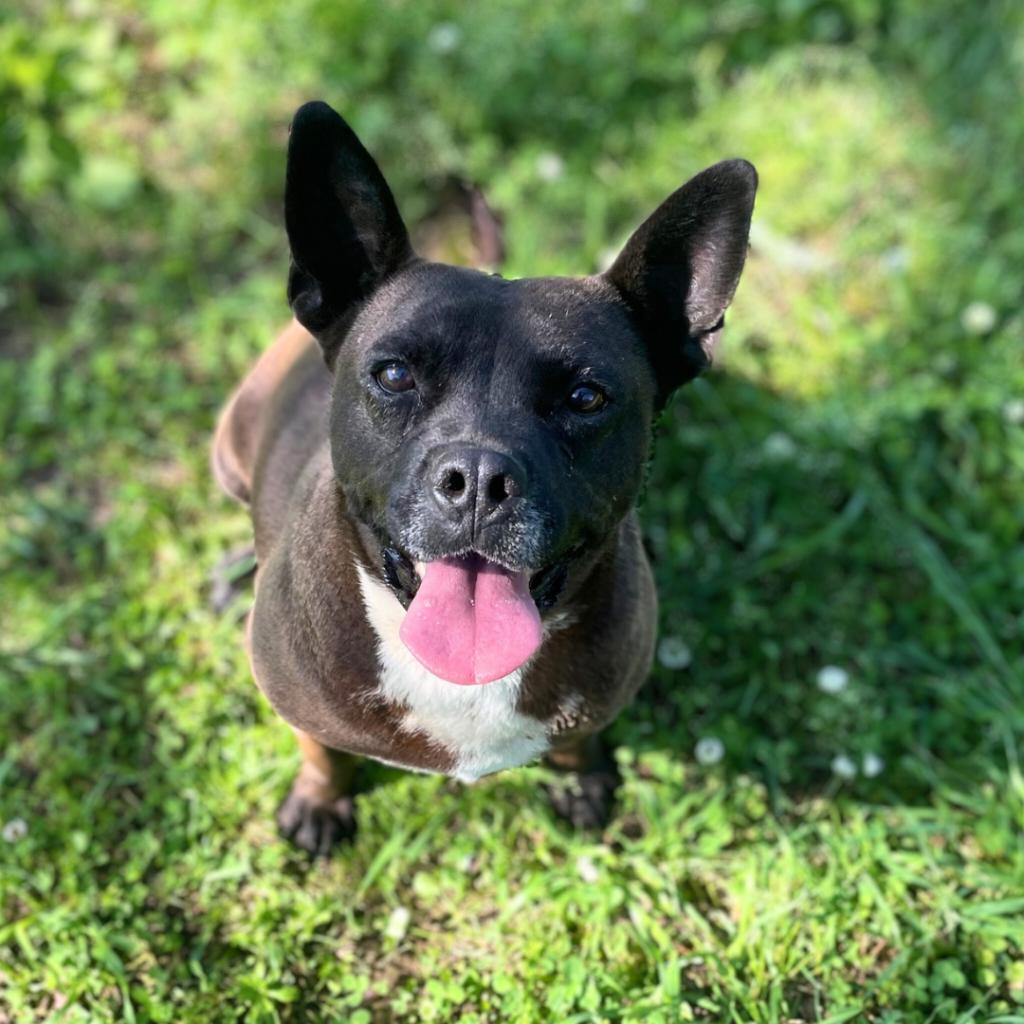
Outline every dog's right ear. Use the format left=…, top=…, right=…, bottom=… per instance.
left=603, top=159, right=757, bottom=402
left=285, top=101, right=414, bottom=361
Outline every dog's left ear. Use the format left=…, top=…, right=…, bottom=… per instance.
left=285, top=101, right=414, bottom=361
left=603, top=159, right=757, bottom=400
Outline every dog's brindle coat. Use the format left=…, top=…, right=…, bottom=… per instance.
left=212, top=102, right=756, bottom=854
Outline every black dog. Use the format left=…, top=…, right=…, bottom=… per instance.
left=212, top=101, right=756, bottom=854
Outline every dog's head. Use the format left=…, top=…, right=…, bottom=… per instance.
left=285, top=101, right=756, bottom=685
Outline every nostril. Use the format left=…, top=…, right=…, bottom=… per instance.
left=487, top=472, right=521, bottom=504
left=441, top=469, right=466, bottom=497
left=487, top=474, right=509, bottom=504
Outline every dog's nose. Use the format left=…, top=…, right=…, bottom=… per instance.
left=429, top=445, right=527, bottom=526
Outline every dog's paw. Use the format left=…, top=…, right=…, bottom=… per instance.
left=545, top=764, right=620, bottom=832
left=276, top=788, right=357, bottom=856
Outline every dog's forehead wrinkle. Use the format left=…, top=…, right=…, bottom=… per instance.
left=355, top=260, right=507, bottom=333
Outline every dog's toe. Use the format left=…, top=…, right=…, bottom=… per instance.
left=546, top=766, right=619, bottom=832
left=277, top=790, right=357, bottom=856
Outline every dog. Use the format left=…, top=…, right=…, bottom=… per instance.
left=211, top=101, right=756, bottom=854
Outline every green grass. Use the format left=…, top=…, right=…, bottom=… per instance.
left=2, top=1, right=1024, bottom=1020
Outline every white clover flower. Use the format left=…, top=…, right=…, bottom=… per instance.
left=880, top=246, right=909, bottom=273
left=862, top=752, right=884, bottom=778
left=830, top=754, right=857, bottom=780
left=657, top=636, right=692, bottom=670
left=576, top=854, right=600, bottom=884
left=695, top=737, right=725, bottom=766
left=763, top=431, right=797, bottom=460
left=1002, top=398, right=1024, bottom=425
left=426, top=22, right=462, bottom=54
left=385, top=905, right=411, bottom=941
left=2, top=818, right=28, bottom=843
left=535, top=152, right=565, bottom=183
left=816, top=665, right=849, bottom=695
left=961, top=301, right=997, bottom=335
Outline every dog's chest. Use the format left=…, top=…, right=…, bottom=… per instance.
left=355, top=566, right=553, bottom=782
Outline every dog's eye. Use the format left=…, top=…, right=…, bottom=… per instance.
left=566, top=383, right=608, bottom=414
left=374, top=362, right=416, bottom=394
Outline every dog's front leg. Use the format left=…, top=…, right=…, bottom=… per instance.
left=276, top=729, right=359, bottom=855
left=544, top=734, right=621, bottom=831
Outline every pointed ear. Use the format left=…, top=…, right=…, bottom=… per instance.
left=285, top=101, right=414, bottom=359
left=603, top=159, right=757, bottom=398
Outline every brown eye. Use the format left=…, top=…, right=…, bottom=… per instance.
left=375, top=362, right=415, bottom=394
left=567, top=382, right=607, bottom=414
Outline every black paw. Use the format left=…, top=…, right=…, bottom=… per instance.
left=546, top=763, right=620, bottom=831
left=208, top=545, right=257, bottom=614
left=276, top=788, right=357, bottom=856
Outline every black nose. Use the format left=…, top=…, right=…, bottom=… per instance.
left=429, top=445, right=527, bottom=527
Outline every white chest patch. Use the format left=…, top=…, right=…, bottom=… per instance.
left=355, top=565, right=552, bottom=782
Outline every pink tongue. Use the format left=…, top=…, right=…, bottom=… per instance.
left=399, top=555, right=542, bottom=685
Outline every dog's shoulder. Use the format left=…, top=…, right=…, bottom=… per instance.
left=211, top=319, right=321, bottom=505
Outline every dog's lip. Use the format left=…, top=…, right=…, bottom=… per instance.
left=411, top=551, right=537, bottom=580
left=384, top=539, right=565, bottom=604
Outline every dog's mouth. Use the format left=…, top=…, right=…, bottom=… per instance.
left=398, top=553, right=541, bottom=685
left=380, top=544, right=573, bottom=686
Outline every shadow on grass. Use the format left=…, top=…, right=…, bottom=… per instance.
left=614, top=1, right=1023, bottom=810
left=618, top=365, right=1020, bottom=813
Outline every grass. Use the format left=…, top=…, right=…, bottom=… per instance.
left=2, top=1, right=1023, bottom=1020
